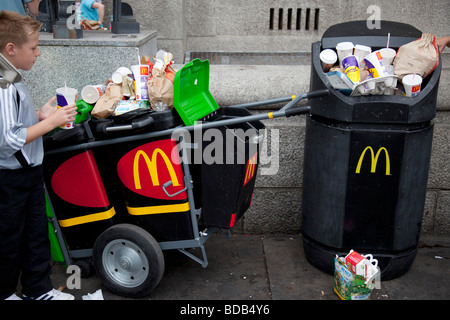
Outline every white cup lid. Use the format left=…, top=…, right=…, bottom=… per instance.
left=336, top=42, right=354, bottom=51
left=403, top=74, right=422, bottom=85
left=355, top=44, right=371, bottom=52
left=320, top=49, right=338, bottom=64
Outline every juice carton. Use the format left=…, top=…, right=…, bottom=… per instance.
left=334, top=252, right=380, bottom=300
left=345, top=250, right=378, bottom=280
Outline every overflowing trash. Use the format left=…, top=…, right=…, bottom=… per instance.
left=334, top=250, right=380, bottom=300
left=68, top=49, right=177, bottom=122
left=320, top=33, right=439, bottom=97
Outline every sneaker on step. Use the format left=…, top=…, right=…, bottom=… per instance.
left=23, top=289, right=74, bottom=300
left=4, top=293, right=22, bottom=300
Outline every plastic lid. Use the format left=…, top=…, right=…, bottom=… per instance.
left=336, top=42, right=354, bottom=51
left=354, top=44, right=372, bottom=52
left=173, top=59, right=219, bottom=126
left=320, top=49, right=338, bottom=64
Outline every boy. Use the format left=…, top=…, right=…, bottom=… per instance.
left=0, top=10, right=78, bottom=300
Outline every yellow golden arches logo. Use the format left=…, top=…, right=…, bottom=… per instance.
left=355, top=146, right=391, bottom=176
left=133, top=149, right=180, bottom=190
left=243, top=153, right=258, bottom=186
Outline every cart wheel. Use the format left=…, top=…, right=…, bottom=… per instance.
left=75, top=259, right=93, bottom=278
left=92, top=224, right=165, bottom=298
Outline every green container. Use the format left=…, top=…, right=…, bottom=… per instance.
left=173, top=59, right=219, bottom=126
left=45, top=195, right=66, bottom=264
left=75, top=99, right=94, bottom=124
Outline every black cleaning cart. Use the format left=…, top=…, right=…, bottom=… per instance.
left=43, top=59, right=312, bottom=298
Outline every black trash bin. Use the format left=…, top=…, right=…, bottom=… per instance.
left=302, top=21, right=441, bottom=280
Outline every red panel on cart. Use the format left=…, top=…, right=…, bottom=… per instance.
left=51, top=150, right=110, bottom=207
left=117, top=139, right=187, bottom=201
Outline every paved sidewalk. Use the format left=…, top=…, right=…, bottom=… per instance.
left=49, top=234, right=450, bottom=301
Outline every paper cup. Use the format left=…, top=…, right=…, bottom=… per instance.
left=320, top=49, right=337, bottom=72
left=354, top=44, right=371, bottom=68
left=364, top=51, right=388, bottom=78
left=56, top=87, right=77, bottom=129
left=336, top=42, right=354, bottom=68
left=403, top=74, right=422, bottom=97
left=81, top=85, right=106, bottom=104
left=131, top=65, right=149, bottom=100
left=342, top=55, right=360, bottom=83
left=112, top=67, right=132, bottom=84
left=379, top=48, right=396, bottom=66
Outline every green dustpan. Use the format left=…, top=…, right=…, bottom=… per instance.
left=173, top=59, right=219, bottom=126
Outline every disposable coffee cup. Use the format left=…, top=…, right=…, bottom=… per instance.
left=320, top=49, right=337, bottom=72
left=364, top=51, right=388, bottom=78
left=56, top=87, right=77, bottom=129
left=403, top=74, right=422, bottom=97
left=112, top=67, right=132, bottom=84
left=342, top=55, right=360, bottom=83
left=336, top=42, right=354, bottom=68
left=131, top=65, right=149, bottom=100
left=81, top=85, right=106, bottom=104
left=379, top=48, right=396, bottom=66
left=354, top=44, right=371, bottom=68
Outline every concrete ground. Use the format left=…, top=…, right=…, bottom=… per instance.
left=49, top=234, right=450, bottom=302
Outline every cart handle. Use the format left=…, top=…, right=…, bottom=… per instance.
left=285, top=105, right=311, bottom=117
left=228, top=89, right=329, bottom=109
left=162, top=180, right=188, bottom=198
left=104, top=115, right=155, bottom=133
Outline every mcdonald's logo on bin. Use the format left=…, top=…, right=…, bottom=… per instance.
left=243, top=153, right=258, bottom=186
left=117, top=139, right=187, bottom=200
left=355, top=146, right=391, bottom=176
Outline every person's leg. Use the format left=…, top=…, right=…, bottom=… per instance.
left=19, top=166, right=53, bottom=298
left=0, top=169, right=27, bottom=299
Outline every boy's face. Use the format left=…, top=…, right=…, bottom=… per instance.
left=7, top=31, right=41, bottom=71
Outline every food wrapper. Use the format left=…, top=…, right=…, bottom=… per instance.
left=121, top=75, right=135, bottom=100
left=114, top=100, right=150, bottom=116
left=333, top=253, right=380, bottom=300
left=91, top=84, right=123, bottom=119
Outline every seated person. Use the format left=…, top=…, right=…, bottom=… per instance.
left=79, top=0, right=105, bottom=27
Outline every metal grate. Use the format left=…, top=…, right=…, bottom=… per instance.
left=270, top=7, right=319, bottom=31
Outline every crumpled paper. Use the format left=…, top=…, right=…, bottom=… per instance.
left=82, top=289, right=104, bottom=300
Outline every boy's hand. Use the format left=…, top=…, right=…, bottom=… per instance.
left=49, top=103, right=78, bottom=128
left=39, top=96, right=57, bottom=121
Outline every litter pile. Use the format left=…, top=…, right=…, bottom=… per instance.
left=320, top=33, right=440, bottom=97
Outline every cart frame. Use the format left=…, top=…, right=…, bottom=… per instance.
left=44, top=88, right=329, bottom=296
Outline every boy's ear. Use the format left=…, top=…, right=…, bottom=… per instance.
left=4, top=43, right=16, bottom=57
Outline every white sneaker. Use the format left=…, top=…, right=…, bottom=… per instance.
left=4, top=293, right=22, bottom=300
left=23, top=289, right=75, bottom=300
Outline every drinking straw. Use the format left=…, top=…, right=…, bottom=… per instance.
left=387, top=33, right=390, bottom=49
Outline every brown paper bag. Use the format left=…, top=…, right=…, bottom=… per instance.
left=147, top=51, right=177, bottom=110
left=91, top=84, right=123, bottom=119
left=147, top=66, right=176, bottom=109
left=394, top=33, right=439, bottom=80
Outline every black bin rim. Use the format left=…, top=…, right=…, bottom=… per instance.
left=321, top=20, right=422, bottom=50
left=310, top=20, right=442, bottom=124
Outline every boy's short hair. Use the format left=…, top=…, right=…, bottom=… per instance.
left=0, top=10, right=42, bottom=51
